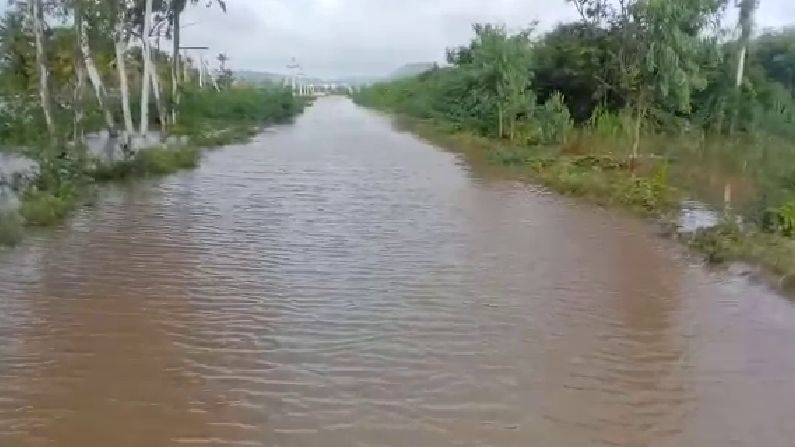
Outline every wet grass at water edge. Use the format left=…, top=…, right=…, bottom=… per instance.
left=385, top=114, right=795, bottom=296
left=91, top=145, right=201, bottom=181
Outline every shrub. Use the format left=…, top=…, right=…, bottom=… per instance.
left=175, top=86, right=303, bottom=137
left=20, top=189, right=78, bottom=226
left=761, top=200, right=795, bottom=236
left=0, top=210, right=23, bottom=246
left=615, top=163, right=675, bottom=212
left=92, top=145, right=200, bottom=181
left=537, top=92, right=574, bottom=144
left=690, top=222, right=744, bottom=264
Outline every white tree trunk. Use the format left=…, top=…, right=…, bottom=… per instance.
left=116, top=36, right=134, bottom=140
left=30, top=0, right=55, bottom=140
left=79, top=18, right=116, bottom=136
left=198, top=55, right=204, bottom=88
left=204, top=58, right=220, bottom=91
left=73, top=50, right=86, bottom=143
left=115, top=12, right=134, bottom=141
left=149, top=63, right=167, bottom=135
left=140, top=0, right=154, bottom=135
left=171, top=10, right=181, bottom=126
left=735, top=0, right=756, bottom=89
left=73, top=9, right=86, bottom=143
left=497, top=103, right=503, bottom=138
left=735, top=45, right=747, bottom=89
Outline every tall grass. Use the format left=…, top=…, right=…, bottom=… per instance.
left=174, top=87, right=304, bottom=137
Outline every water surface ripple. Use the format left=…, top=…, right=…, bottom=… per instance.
left=1, top=97, right=794, bottom=446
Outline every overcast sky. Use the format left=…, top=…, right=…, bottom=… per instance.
left=2, top=0, right=794, bottom=78
left=181, top=0, right=795, bottom=79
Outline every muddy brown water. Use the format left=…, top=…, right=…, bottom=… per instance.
left=2, top=97, right=795, bottom=447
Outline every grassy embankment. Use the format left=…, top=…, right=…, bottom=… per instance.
left=354, top=80, right=795, bottom=292
left=0, top=87, right=307, bottom=245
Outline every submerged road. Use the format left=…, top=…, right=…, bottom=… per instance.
left=1, top=97, right=794, bottom=446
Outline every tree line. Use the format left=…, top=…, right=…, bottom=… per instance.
left=360, top=0, right=795, bottom=153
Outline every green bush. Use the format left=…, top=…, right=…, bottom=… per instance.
left=92, top=145, right=200, bottom=181
left=0, top=210, right=23, bottom=246
left=175, top=86, right=304, bottom=137
left=617, top=164, right=675, bottom=212
left=761, top=200, right=795, bottom=236
left=20, top=189, right=78, bottom=226
left=690, top=222, right=744, bottom=264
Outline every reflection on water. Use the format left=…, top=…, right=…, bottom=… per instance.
left=1, top=97, right=795, bottom=446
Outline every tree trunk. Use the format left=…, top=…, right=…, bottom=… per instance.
left=735, top=0, right=755, bottom=89
left=171, top=8, right=181, bottom=125
left=631, top=102, right=644, bottom=164
left=140, top=0, right=154, bottom=135
left=735, top=45, right=747, bottom=89
left=78, top=17, right=116, bottom=136
left=183, top=50, right=189, bottom=82
left=115, top=14, right=134, bottom=142
left=198, top=54, right=204, bottom=88
left=30, top=0, right=55, bottom=141
left=497, top=103, right=504, bottom=139
left=731, top=0, right=756, bottom=133
left=73, top=63, right=86, bottom=143
left=73, top=11, right=86, bottom=143
left=150, top=63, right=168, bottom=137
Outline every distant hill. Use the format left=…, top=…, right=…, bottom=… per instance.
left=389, top=62, right=437, bottom=79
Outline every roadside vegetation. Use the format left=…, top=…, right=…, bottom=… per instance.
left=355, top=0, right=795, bottom=287
left=1, top=0, right=306, bottom=243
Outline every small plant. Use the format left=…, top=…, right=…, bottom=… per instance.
left=537, top=92, right=574, bottom=144
left=761, top=200, right=795, bottom=236
left=617, top=163, right=673, bottom=212
left=690, top=221, right=744, bottom=264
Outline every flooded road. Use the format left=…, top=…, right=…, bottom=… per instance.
left=2, top=97, right=795, bottom=446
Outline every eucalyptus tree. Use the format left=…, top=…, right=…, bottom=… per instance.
left=24, top=0, right=56, bottom=140
left=72, top=0, right=116, bottom=136
left=735, top=0, right=758, bottom=88
left=114, top=0, right=136, bottom=139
